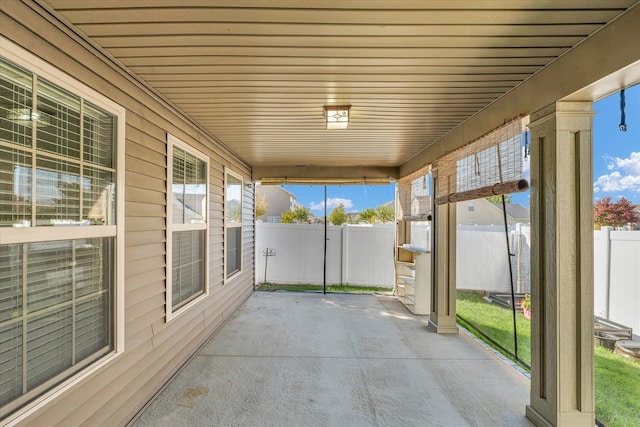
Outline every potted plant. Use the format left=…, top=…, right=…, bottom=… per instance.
left=521, top=293, right=531, bottom=320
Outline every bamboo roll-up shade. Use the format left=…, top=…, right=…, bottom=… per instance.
left=396, top=164, right=431, bottom=221
left=435, top=117, right=528, bottom=205
left=260, top=177, right=391, bottom=185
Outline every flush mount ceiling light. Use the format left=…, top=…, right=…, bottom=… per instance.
left=324, top=105, right=350, bottom=129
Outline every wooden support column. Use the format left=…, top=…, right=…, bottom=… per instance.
left=526, top=102, right=595, bottom=427
left=428, top=167, right=458, bottom=334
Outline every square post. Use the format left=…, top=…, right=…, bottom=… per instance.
left=526, top=102, right=595, bottom=426
left=428, top=168, right=458, bottom=334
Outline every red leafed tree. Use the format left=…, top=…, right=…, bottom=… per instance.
left=593, top=197, right=638, bottom=228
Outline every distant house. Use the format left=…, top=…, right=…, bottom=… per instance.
left=633, top=205, right=640, bottom=230
left=347, top=212, right=361, bottom=223
left=411, top=195, right=432, bottom=217
left=457, top=198, right=529, bottom=226
left=256, top=185, right=297, bottom=223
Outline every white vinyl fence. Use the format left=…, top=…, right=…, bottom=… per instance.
left=255, top=222, right=528, bottom=290
left=255, top=221, right=639, bottom=333
left=594, top=227, right=640, bottom=334
left=456, top=224, right=531, bottom=294
left=255, top=222, right=395, bottom=287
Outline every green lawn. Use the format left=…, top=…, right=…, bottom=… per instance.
left=257, top=283, right=393, bottom=293
left=456, top=290, right=640, bottom=427
left=594, top=345, right=640, bottom=426
left=456, top=291, right=531, bottom=366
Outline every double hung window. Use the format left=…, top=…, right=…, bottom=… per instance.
left=166, top=135, right=208, bottom=317
left=224, top=169, right=242, bottom=280
left=0, top=44, right=124, bottom=418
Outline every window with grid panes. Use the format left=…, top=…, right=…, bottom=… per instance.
left=225, top=169, right=242, bottom=280
left=0, top=55, right=120, bottom=416
left=167, top=135, right=208, bottom=316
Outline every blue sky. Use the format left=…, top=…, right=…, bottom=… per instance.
left=592, top=83, right=640, bottom=204
left=284, top=84, right=640, bottom=214
left=282, top=183, right=396, bottom=215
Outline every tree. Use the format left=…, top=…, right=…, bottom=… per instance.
left=227, top=202, right=242, bottom=222
left=359, top=208, right=377, bottom=224
left=375, top=204, right=395, bottom=223
left=255, top=194, right=268, bottom=218
left=485, top=194, right=511, bottom=204
left=329, top=204, right=348, bottom=225
left=280, top=206, right=310, bottom=223
left=594, top=196, right=638, bottom=228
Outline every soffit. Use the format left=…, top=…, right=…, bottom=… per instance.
left=44, top=0, right=638, bottom=171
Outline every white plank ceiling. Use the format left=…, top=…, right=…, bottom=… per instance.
left=45, top=0, right=638, bottom=170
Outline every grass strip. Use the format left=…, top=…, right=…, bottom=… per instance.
left=594, top=345, right=640, bottom=426
left=256, top=283, right=393, bottom=293
left=457, top=291, right=531, bottom=366
left=456, top=290, right=640, bottom=427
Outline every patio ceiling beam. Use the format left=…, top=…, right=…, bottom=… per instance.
left=253, top=166, right=398, bottom=185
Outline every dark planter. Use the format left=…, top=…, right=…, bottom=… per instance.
left=595, top=332, right=619, bottom=351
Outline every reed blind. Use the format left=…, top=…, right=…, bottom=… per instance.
left=396, top=165, right=431, bottom=221
left=435, top=117, right=528, bottom=205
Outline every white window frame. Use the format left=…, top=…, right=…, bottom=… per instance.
left=224, top=167, right=243, bottom=282
left=166, top=134, right=209, bottom=320
left=0, top=37, right=125, bottom=425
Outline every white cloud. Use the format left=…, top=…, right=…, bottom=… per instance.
left=309, top=197, right=353, bottom=212
left=612, top=152, right=640, bottom=175
left=594, top=152, right=640, bottom=193
left=594, top=172, right=640, bottom=192
left=309, top=201, right=325, bottom=211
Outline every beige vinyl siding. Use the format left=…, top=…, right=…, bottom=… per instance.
left=1, top=2, right=254, bottom=426
left=242, top=185, right=256, bottom=276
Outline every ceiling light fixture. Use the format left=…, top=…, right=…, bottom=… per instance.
left=324, top=105, right=350, bottom=129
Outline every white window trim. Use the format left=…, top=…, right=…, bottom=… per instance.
left=166, top=134, right=210, bottom=321
left=0, top=37, right=126, bottom=426
left=224, top=167, right=243, bottom=283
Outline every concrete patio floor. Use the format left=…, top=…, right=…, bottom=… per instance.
left=130, top=291, right=533, bottom=427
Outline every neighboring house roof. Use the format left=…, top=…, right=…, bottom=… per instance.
left=458, top=198, right=530, bottom=225
left=172, top=194, right=205, bottom=222
left=498, top=203, right=530, bottom=222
